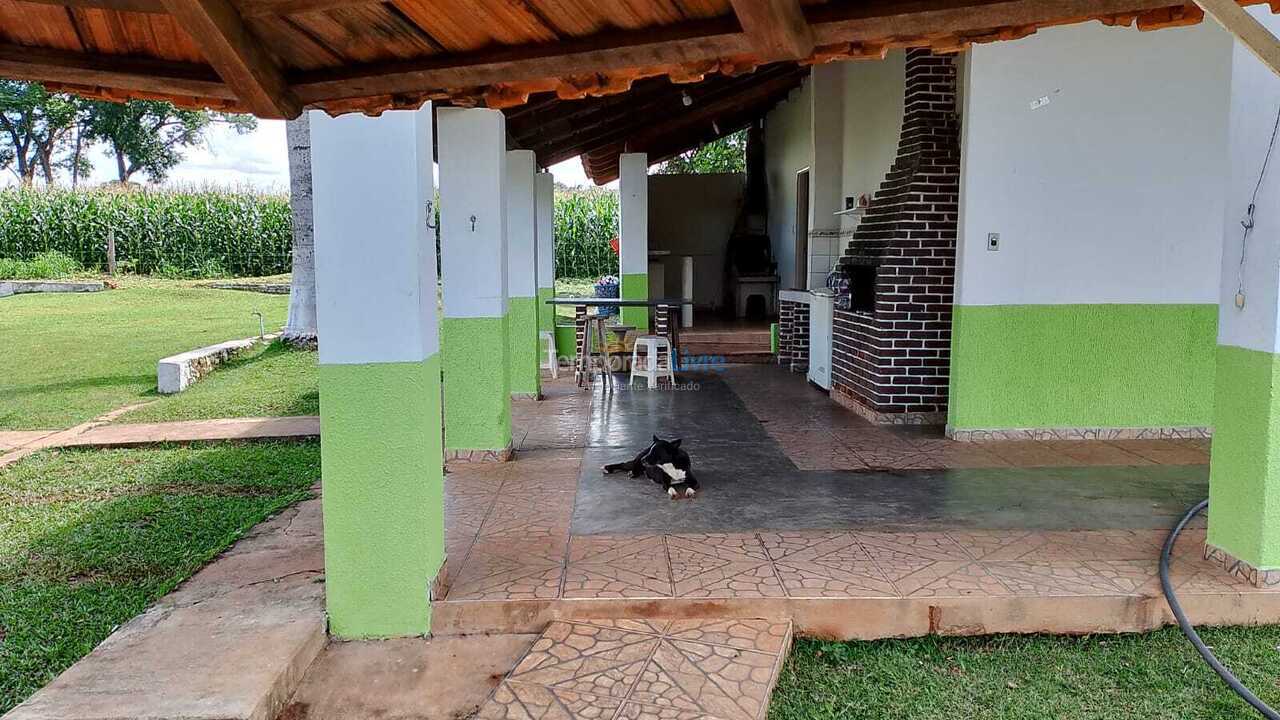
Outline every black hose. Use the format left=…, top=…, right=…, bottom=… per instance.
left=1161, top=499, right=1280, bottom=719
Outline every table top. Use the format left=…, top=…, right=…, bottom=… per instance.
left=545, top=297, right=690, bottom=307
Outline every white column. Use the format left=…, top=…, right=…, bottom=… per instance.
left=437, top=107, right=512, bottom=458
left=1207, top=7, right=1280, bottom=582
left=506, top=149, right=540, bottom=398
left=536, top=171, right=556, bottom=334
left=619, top=152, right=649, bottom=328
left=310, top=105, right=442, bottom=638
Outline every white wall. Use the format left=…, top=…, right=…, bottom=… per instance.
left=956, top=22, right=1232, bottom=307
left=648, top=173, right=745, bottom=310
left=1217, top=8, right=1280, bottom=354
left=765, top=78, right=812, bottom=290
left=839, top=51, right=905, bottom=235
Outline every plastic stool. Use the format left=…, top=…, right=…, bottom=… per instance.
left=629, top=335, right=675, bottom=389
left=540, top=330, right=558, bottom=379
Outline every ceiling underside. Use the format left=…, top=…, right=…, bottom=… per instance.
left=505, top=62, right=805, bottom=184
left=1, top=0, right=1270, bottom=119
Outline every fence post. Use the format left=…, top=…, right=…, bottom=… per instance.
left=106, top=226, right=117, bottom=276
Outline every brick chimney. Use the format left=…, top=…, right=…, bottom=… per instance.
left=830, top=49, right=960, bottom=425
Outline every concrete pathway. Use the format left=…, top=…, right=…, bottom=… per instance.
left=474, top=618, right=793, bottom=720
left=0, top=414, right=320, bottom=468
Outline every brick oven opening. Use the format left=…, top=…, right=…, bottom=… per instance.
left=846, top=264, right=876, bottom=314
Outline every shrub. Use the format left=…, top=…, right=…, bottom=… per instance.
left=0, top=185, right=291, bottom=278
left=0, top=250, right=83, bottom=280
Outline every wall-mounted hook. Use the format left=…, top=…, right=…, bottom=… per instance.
left=470, top=214, right=477, bottom=232
left=425, top=200, right=438, bottom=230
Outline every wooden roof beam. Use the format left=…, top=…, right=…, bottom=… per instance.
left=729, top=0, right=814, bottom=59
left=292, top=0, right=1199, bottom=106
left=0, top=43, right=237, bottom=100
left=160, top=0, right=300, bottom=117
left=1194, top=0, right=1280, bottom=76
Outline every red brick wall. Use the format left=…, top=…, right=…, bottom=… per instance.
left=830, top=49, right=959, bottom=422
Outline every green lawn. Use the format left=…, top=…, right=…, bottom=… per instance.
left=115, top=340, right=318, bottom=424
left=0, top=278, right=301, bottom=430
left=0, top=442, right=319, bottom=715
left=770, top=632, right=1280, bottom=720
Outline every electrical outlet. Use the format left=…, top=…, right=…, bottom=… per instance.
left=987, top=233, right=1000, bottom=251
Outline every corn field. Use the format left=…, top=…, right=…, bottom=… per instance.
left=553, top=187, right=618, bottom=280
left=0, top=183, right=617, bottom=281
left=0, top=185, right=291, bottom=278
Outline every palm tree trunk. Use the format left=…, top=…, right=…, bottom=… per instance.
left=283, top=114, right=318, bottom=348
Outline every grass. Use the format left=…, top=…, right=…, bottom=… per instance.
left=115, top=340, right=318, bottom=424
left=770, top=631, right=1280, bottom=720
left=0, top=441, right=319, bottom=715
left=555, top=277, right=599, bottom=322
left=0, top=251, right=87, bottom=280
left=0, top=276, right=296, bottom=430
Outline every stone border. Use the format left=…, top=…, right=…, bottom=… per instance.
left=199, top=282, right=290, bottom=294
left=158, top=333, right=279, bottom=394
left=946, top=425, right=1213, bottom=442
left=831, top=385, right=947, bottom=426
left=445, top=443, right=515, bottom=463
left=1205, top=544, right=1280, bottom=588
left=0, top=280, right=105, bottom=298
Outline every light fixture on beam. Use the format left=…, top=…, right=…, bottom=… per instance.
left=681, top=91, right=693, bottom=107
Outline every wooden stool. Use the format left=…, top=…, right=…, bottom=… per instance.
left=583, top=317, right=615, bottom=389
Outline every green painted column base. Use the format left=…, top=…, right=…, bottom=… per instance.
left=537, top=286, right=555, bottom=335
left=621, top=271, right=649, bottom=330
left=947, top=304, right=1217, bottom=431
left=1208, top=344, right=1280, bottom=570
left=443, top=315, right=513, bottom=452
left=320, top=356, right=444, bottom=639
left=508, top=296, right=542, bottom=399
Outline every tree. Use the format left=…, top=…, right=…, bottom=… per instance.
left=655, top=129, right=747, bottom=175
left=83, top=100, right=256, bottom=183
left=0, top=81, right=80, bottom=185
left=282, top=114, right=317, bottom=348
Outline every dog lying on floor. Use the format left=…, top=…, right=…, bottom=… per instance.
left=603, top=435, right=700, bottom=499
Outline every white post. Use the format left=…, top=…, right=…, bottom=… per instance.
left=536, top=171, right=556, bottom=335
left=506, top=149, right=540, bottom=399
left=619, top=152, right=649, bottom=329
left=682, top=255, right=694, bottom=327
left=437, top=107, right=512, bottom=460
left=310, top=105, right=442, bottom=638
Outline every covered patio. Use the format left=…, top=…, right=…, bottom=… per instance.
left=8, top=0, right=1280, bottom=715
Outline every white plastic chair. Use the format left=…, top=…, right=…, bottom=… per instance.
left=540, top=330, right=558, bottom=379
left=629, top=335, right=675, bottom=389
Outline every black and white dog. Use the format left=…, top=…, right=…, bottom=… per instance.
left=603, top=435, right=699, bottom=499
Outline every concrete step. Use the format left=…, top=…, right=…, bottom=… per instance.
left=681, top=350, right=776, bottom=364
left=472, top=618, right=793, bottom=720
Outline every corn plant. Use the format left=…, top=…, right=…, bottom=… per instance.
left=0, top=185, right=291, bottom=278
left=554, top=187, right=618, bottom=280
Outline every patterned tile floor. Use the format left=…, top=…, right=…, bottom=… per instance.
left=475, top=618, right=792, bottom=720
left=440, top=369, right=1234, bottom=604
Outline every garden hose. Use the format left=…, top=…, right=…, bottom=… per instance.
left=1161, top=499, right=1280, bottom=719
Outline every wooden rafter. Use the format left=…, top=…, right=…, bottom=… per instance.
left=290, top=0, right=1204, bottom=106
left=160, top=0, right=300, bottom=117
left=1194, top=0, right=1280, bottom=76
left=0, top=43, right=236, bottom=100
left=728, top=0, right=814, bottom=59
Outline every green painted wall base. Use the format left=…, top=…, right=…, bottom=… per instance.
left=948, top=303, right=1217, bottom=431
left=1209, top=344, right=1280, bottom=570
left=320, top=356, right=443, bottom=638
left=621, top=271, right=649, bottom=330
left=443, top=315, right=512, bottom=451
left=507, top=295, right=541, bottom=398
left=537, top=286, right=555, bottom=334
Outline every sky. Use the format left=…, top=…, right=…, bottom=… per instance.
left=62, top=119, right=600, bottom=190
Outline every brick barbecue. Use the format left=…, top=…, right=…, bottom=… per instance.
left=830, top=49, right=960, bottom=425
